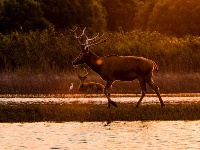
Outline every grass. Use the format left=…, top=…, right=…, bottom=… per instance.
left=0, top=102, right=200, bottom=122
left=0, top=72, right=200, bottom=94
left=0, top=72, right=199, bottom=123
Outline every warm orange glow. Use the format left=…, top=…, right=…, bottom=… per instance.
left=96, top=59, right=102, bottom=65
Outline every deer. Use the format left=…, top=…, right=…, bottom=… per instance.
left=71, top=27, right=165, bottom=108
left=74, top=66, right=104, bottom=94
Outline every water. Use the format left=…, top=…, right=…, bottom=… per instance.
left=0, top=121, right=200, bottom=149
left=0, top=96, right=200, bottom=149
left=0, top=96, right=199, bottom=104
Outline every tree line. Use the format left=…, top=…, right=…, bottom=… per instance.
left=0, top=0, right=199, bottom=73
left=0, top=0, right=200, bottom=36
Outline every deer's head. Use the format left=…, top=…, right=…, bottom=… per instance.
left=71, top=27, right=110, bottom=66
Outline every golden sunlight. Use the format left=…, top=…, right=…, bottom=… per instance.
left=96, top=59, right=103, bottom=65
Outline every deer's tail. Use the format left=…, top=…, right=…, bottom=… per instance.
left=153, top=61, right=158, bottom=72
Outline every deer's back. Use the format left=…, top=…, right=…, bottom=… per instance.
left=99, top=56, right=154, bottom=81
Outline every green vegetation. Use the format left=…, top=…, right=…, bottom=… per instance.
left=0, top=0, right=199, bottom=95
left=0, top=0, right=51, bottom=33
left=136, top=0, right=200, bottom=36
left=0, top=0, right=199, bottom=123
left=0, top=29, right=199, bottom=73
left=0, top=30, right=199, bottom=94
left=0, top=29, right=74, bottom=72
left=0, top=0, right=200, bottom=36
left=0, top=102, right=200, bottom=122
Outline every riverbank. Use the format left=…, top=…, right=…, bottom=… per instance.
left=0, top=99, right=200, bottom=122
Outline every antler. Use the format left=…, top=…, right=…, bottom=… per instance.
left=85, top=33, right=100, bottom=44
left=70, top=26, right=86, bottom=46
left=71, top=27, right=110, bottom=49
left=85, top=33, right=111, bottom=49
left=74, top=66, right=90, bottom=78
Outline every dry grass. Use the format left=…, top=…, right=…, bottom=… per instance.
left=0, top=72, right=199, bottom=94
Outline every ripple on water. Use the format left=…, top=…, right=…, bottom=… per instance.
left=0, top=121, right=200, bottom=149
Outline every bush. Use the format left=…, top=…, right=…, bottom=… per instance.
left=0, top=29, right=199, bottom=73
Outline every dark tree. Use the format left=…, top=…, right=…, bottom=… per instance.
left=0, top=0, right=51, bottom=33
left=102, top=0, right=138, bottom=32
left=136, top=0, right=200, bottom=36
left=38, top=0, right=107, bottom=32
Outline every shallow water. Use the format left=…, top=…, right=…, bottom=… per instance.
left=0, top=96, right=200, bottom=104
left=0, top=121, right=200, bottom=149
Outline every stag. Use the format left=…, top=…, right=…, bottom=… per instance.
left=74, top=66, right=104, bottom=94
left=72, top=27, right=165, bottom=108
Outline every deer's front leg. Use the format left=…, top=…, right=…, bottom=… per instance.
left=104, top=81, right=117, bottom=108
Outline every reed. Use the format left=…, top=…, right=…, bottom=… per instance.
left=0, top=102, right=200, bottom=122
left=0, top=72, right=199, bottom=94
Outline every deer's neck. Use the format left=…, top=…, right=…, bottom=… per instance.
left=85, top=51, right=102, bottom=74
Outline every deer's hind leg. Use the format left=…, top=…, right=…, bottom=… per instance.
left=147, top=79, right=165, bottom=107
left=104, top=81, right=117, bottom=108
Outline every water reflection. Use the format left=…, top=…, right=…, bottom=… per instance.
left=0, top=96, right=200, bottom=105
left=0, top=121, right=200, bottom=149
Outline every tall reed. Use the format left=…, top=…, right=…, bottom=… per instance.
left=0, top=72, right=199, bottom=94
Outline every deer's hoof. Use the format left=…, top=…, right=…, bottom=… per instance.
left=161, top=104, right=165, bottom=108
